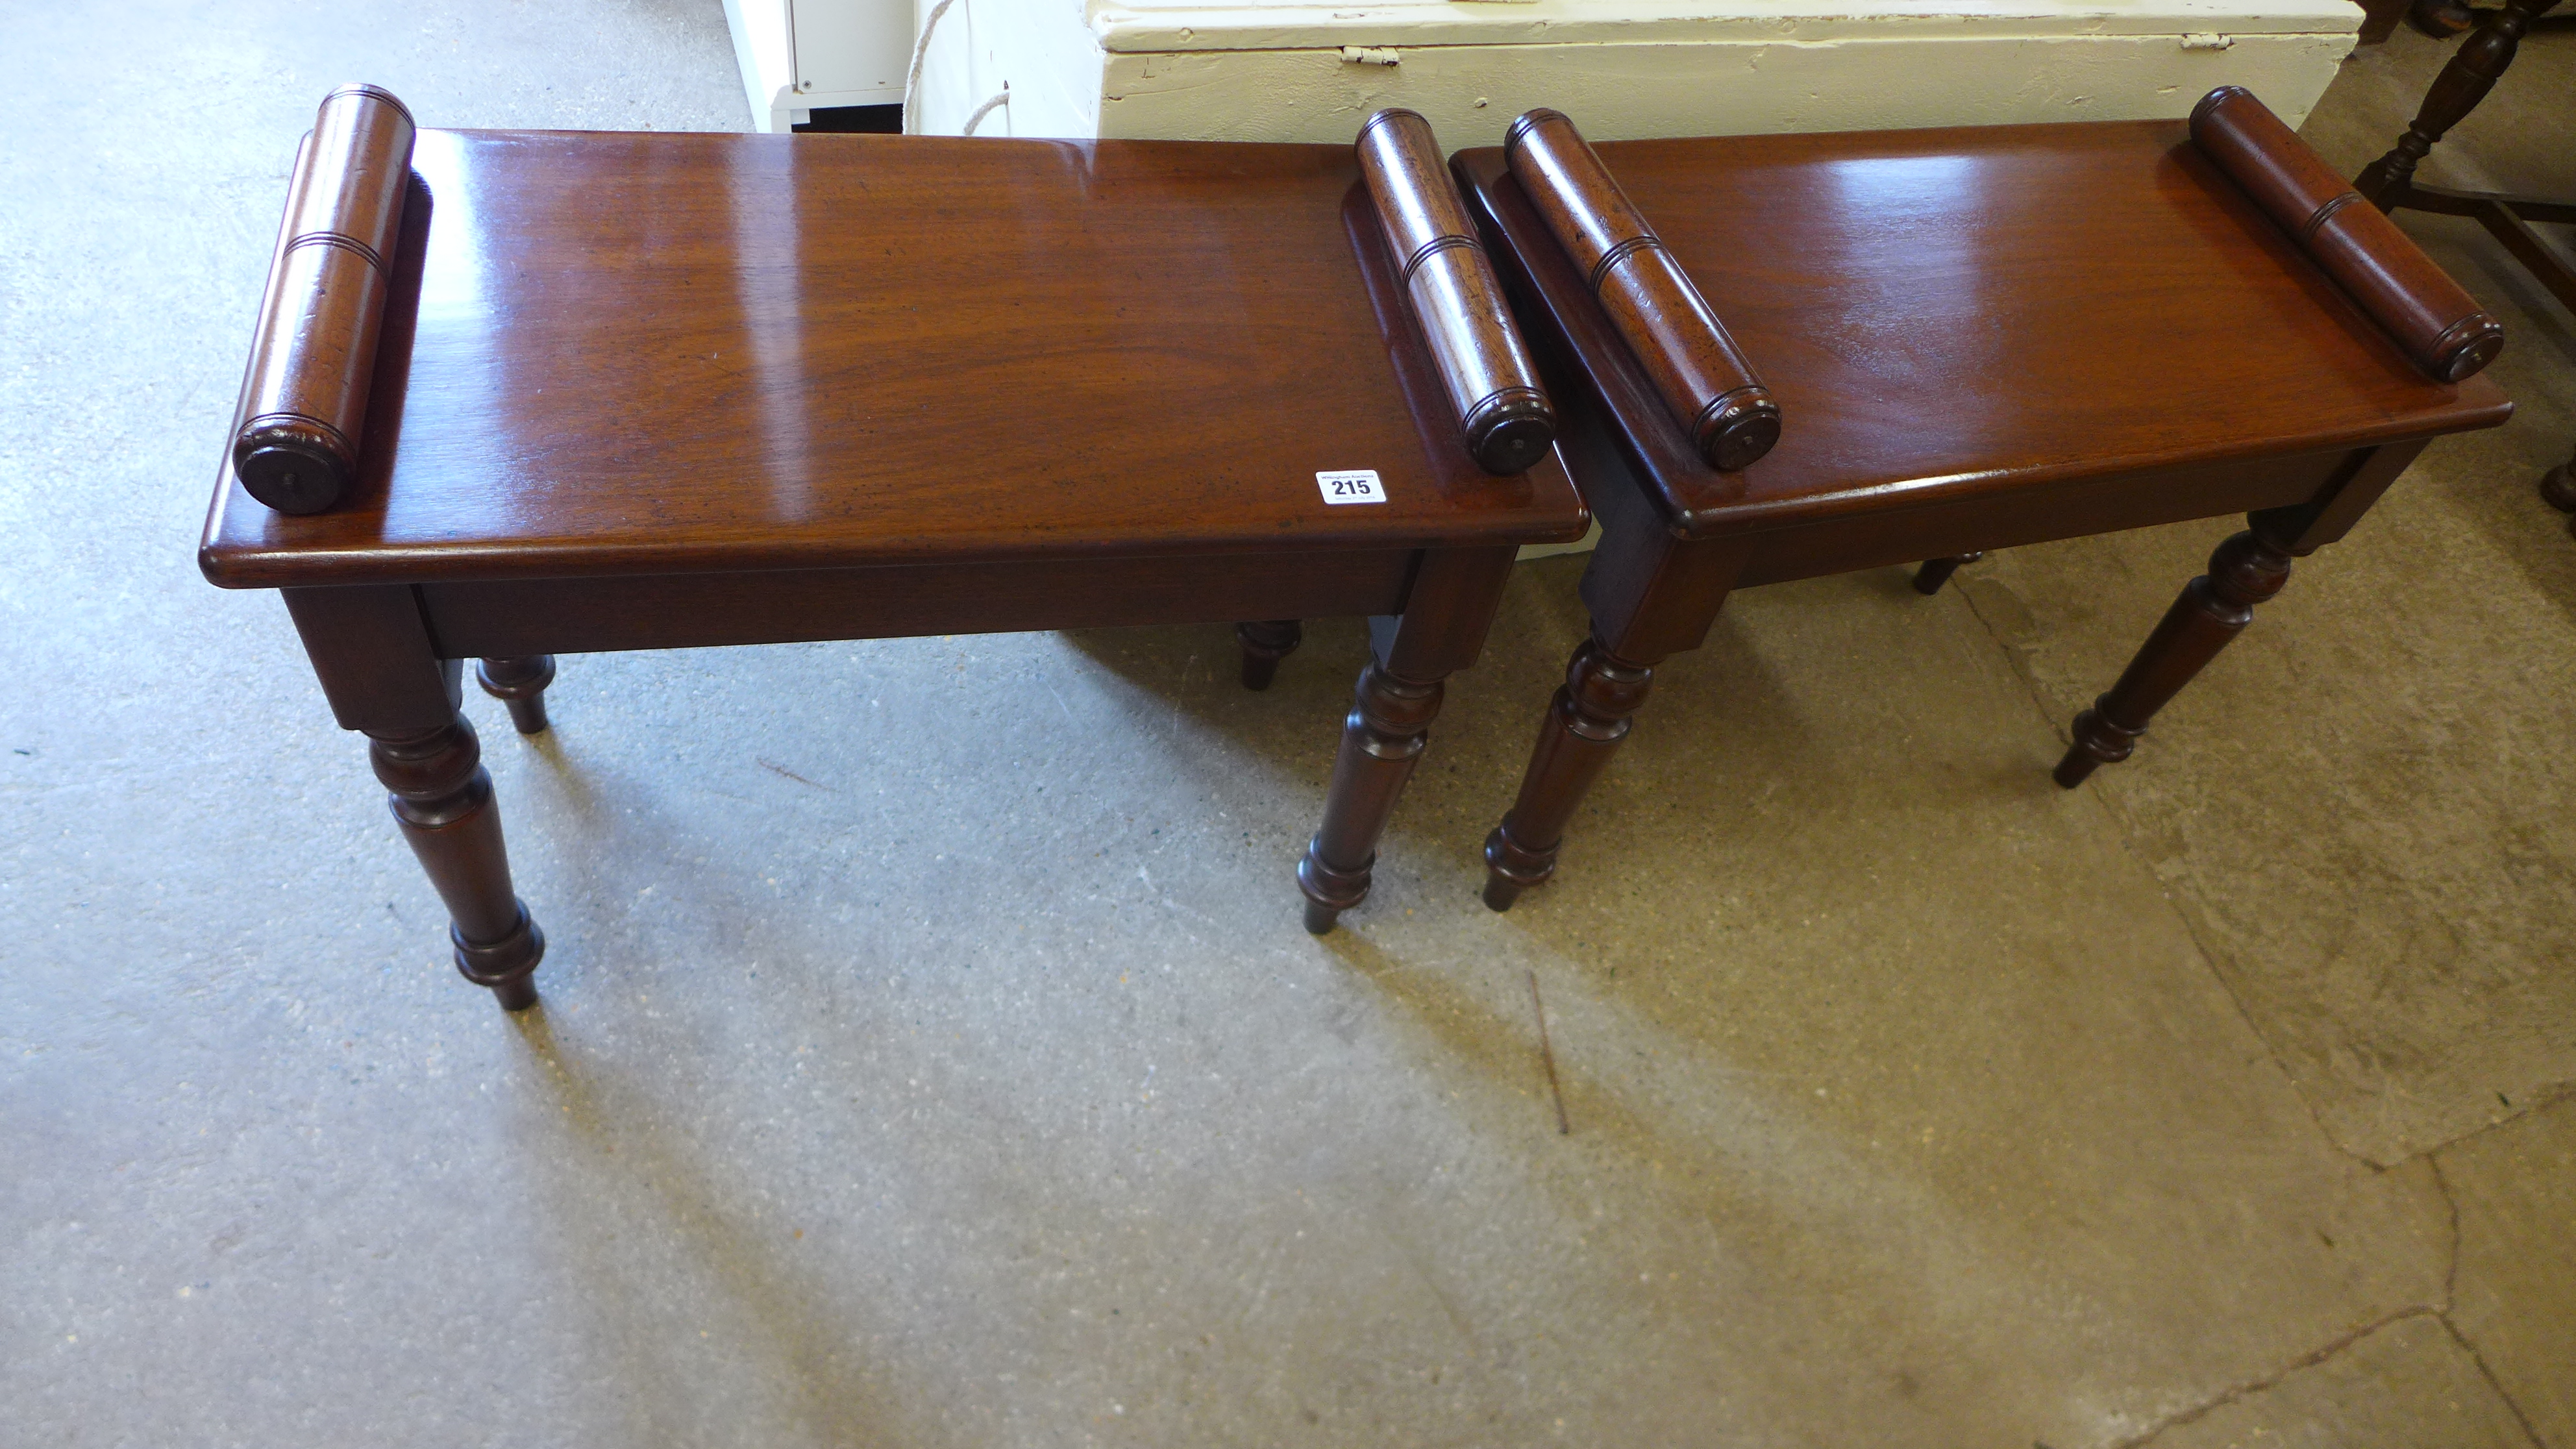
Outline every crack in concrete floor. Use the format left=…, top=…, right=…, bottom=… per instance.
left=4, top=8, right=2573, bottom=1447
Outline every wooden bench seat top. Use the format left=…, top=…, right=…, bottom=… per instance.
left=202, top=130, right=1589, bottom=589
left=1455, top=120, right=2512, bottom=541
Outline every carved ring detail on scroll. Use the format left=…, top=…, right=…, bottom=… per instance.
left=229, top=84, right=419, bottom=515
left=1505, top=108, right=1781, bottom=473
left=1354, top=108, right=1557, bottom=476
left=2190, top=85, right=2503, bottom=384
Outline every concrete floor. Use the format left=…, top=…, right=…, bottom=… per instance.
left=3, top=5, right=2571, bottom=1445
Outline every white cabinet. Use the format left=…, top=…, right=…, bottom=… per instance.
left=724, top=0, right=913, bottom=132
left=904, top=0, right=2363, bottom=144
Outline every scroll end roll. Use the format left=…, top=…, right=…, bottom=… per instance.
left=229, top=84, right=416, bottom=515
left=2433, top=312, right=2506, bottom=383
left=2188, top=84, right=2502, bottom=384
left=2188, top=84, right=2253, bottom=140
left=1354, top=106, right=1428, bottom=150
left=1355, top=108, right=1557, bottom=475
left=1463, top=387, right=1558, bottom=476
left=234, top=416, right=358, bottom=515
left=323, top=82, right=417, bottom=128
left=1507, top=108, right=1779, bottom=474
left=1696, top=390, right=1781, bottom=473
left=1504, top=108, right=1569, bottom=164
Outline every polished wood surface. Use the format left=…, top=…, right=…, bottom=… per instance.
left=371, top=712, right=543, bottom=1011
left=1456, top=121, right=2511, bottom=543
left=1910, top=552, right=1982, bottom=595
left=203, top=129, right=1585, bottom=589
left=215, top=108, right=1589, bottom=1004
left=230, top=84, right=415, bottom=515
left=1459, top=120, right=2512, bottom=910
left=1354, top=108, right=1554, bottom=476
left=1235, top=619, right=1304, bottom=690
left=2194, top=86, right=2503, bottom=382
left=2056, top=519, right=2297, bottom=786
left=1502, top=109, right=1777, bottom=473
left=1298, top=545, right=1516, bottom=932
left=473, top=654, right=555, bottom=734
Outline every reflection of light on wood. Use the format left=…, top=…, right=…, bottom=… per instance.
left=1803, top=151, right=2005, bottom=399
left=410, top=131, right=484, bottom=323
left=728, top=139, right=815, bottom=522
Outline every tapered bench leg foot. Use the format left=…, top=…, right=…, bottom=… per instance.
left=476, top=655, right=557, bottom=735
left=371, top=714, right=546, bottom=1009
left=2053, top=517, right=2296, bottom=788
left=1236, top=621, right=1303, bottom=691
left=1911, top=551, right=1984, bottom=596
left=2540, top=443, right=2576, bottom=522
left=1481, top=636, right=1658, bottom=909
left=1298, top=660, right=1444, bottom=932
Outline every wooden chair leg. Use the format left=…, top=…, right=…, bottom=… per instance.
left=2358, top=0, right=2557, bottom=205
left=369, top=712, right=545, bottom=1009
left=1911, top=551, right=1985, bottom=596
left=2054, top=515, right=2298, bottom=788
left=2539, top=440, right=2576, bottom=521
left=1481, top=636, right=1659, bottom=910
left=1297, top=660, right=1446, bottom=934
left=1235, top=621, right=1303, bottom=691
left=476, top=654, right=556, bottom=734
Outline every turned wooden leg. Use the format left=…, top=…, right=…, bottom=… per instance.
left=1235, top=621, right=1303, bottom=691
left=1481, top=637, right=1659, bottom=911
left=476, top=654, right=556, bottom=734
left=1911, top=552, right=1985, bottom=596
left=1298, top=662, right=1445, bottom=933
left=2053, top=516, right=2299, bottom=788
left=2539, top=440, right=2576, bottom=524
left=370, top=713, right=546, bottom=1009
left=2358, top=0, right=2558, bottom=206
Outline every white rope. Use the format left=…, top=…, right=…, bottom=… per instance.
left=961, top=84, right=1010, bottom=136
left=900, top=0, right=963, bottom=136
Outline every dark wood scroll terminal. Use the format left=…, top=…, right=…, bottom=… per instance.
left=230, top=84, right=417, bottom=514
left=1355, top=108, right=1555, bottom=475
left=2191, top=86, right=2503, bottom=383
left=1504, top=108, right=1779, bottom=471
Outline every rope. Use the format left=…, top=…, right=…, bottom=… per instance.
left=961, top=85, right=1010, bottom=136
left=900, top=0, right=963, bottom=136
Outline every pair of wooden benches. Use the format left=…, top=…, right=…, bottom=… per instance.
left=202, top=85, right=2510, bottom=1010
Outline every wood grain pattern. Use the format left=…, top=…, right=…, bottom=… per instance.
left=2054, top=510, right=2303, bottom=786
left=1355, top=108, right=1555, bottom=476
left=414, top=547, right=1424, bottom=658
left=370, top=713, right=543, bottom=1010
left=474, top=654, right=554, bottom=734
left=1234, top=620, right=1303, bottom=690
left=201, top=129, right=1588, bottom=589
left=210, top=118, right=1595, bottom=998
left=1298, top=660, right=1444, bottom=932
left=2194, top=86, right=2505, bottom=382
left=1503, top=108, right=1778, bottom=473
left=1910, top=552, right=1982, bottom=595
left=1455, top=122, right=2510, bottom=544
left=230, top=86, right=416, bottom=515
left=1480, top=637, right=1657, bottom=911
left=1300, top=543, right=1515, bottom=934
left=1461, top=120, right=2512, bottom=906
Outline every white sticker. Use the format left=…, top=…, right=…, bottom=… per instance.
left=1317, top=469, right=1386, bottom=505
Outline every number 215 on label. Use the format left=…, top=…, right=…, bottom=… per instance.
left=1316, top=470, right=1385, bottom=505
